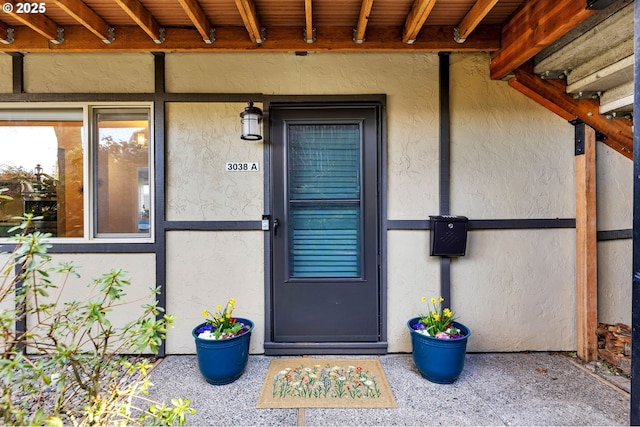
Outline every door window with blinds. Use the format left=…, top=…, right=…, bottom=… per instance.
left=288, top=124, right=362, bottom=278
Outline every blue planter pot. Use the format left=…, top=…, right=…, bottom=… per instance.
left=192, top=318, right=253, bottom=385
left=407, top=317, right=471, bottom=384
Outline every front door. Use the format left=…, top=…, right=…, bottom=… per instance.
left=268, top=103, right=382, bottom=353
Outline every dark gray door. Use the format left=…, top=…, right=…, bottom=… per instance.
left=270, top=104, right=381, bottom=346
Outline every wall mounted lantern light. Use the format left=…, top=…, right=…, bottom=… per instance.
left=240, top=101, right=263, bottom=141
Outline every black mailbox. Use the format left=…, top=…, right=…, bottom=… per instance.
left=430, top=215, right=468, bottom=257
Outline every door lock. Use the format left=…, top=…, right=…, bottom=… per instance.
left=273, top=218, right=280, bottom=236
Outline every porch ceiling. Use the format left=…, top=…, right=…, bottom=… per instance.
left=0, top=0, right=634, bottom=157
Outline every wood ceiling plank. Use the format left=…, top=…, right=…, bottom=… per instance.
left=490, top=0, right=595, bottom=80
left=455, top=0, right=499, bottom=43
left=508, top=68, right=632, bottom=159
left=234, top=0, right=263, bottom=43
left=402, top=0, right=437, bottom=44
left=304, top=0, right=314, bottom=43
left=0, top=24, right=500, bottom=53
left=354, top=0, right=374, bottom=43
left=113, top=0, right=164, bottom=43
left=176, top=0, right=214, bottom=43
left=54, top=0, right=113, bottom=43
left=4, top=0, right=61, bottom=43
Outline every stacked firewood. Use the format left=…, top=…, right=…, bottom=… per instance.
left=596, top=322, right=631, bottom=375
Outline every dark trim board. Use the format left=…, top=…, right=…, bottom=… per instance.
left=386, top=218, right=576, bottom=230
left=165, top=221, right=263, bottom=231
left=264, top=342, right=388, bottom=355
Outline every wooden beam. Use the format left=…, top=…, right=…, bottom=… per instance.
left=304, top=0, right=314, bottom=43
left=0, top=20, right=13, bottom=44
left=0, top=25, right=500, bottom=53
left=234, top=0, right=264, bottom=44
left=574, top=122, right=598, bottom=362
left=490, top=0, right=595, bottom=80
left=54, top=0, right=113, bottom=43
left=4, top=0, right=61, bottom=43
left=176, top=0, right=214, bottom=43
left=113, top=0, right=164, bottom=43
left=455, top=0, right=499, bottom=43
left=508, top=68, right=633, bottom=159
left=402, top=0, right=437, bottom=44
left=354, top=0, right=374, bottom=44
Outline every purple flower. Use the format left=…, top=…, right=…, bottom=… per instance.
left=195, top=323, right=214, bottom=335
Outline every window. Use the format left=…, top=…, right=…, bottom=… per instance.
left=0, top=105, right=152, bottom=241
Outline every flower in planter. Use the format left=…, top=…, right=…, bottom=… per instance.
left=413, top=296, right=463, bottom=339
left=196, top=298, right=250, bottom=340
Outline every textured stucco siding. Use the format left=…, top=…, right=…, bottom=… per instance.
left=0, top=54, right=10, bottom=93
left=23, top=53, right=154, bottom=93
left=1, top=51, right=633, bottom=354
left=25, top=254, right=157, bottom=338
left=165, top=231, right=264, bottom=354
left=596, top=143, right=633, bottom=325
left=166, top=102, right=264, bottom=221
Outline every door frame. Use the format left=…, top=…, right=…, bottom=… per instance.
left=262, top=95, right=388, bottom=355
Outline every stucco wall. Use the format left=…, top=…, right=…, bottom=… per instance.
left=23, top=53, right=154, bottom=93
left=23, top=254, right=157, bottom=351
left=0, top=54, right=10, bottom=93
left=597, top=143, right=633, bottom=325
left=165, top=231, right=264, bottom=354
left=2, top=51, right=633, bottom=354
left=166, top=102, right=263, bottom=221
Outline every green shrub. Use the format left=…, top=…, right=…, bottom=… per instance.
left=0, top=214, right=194, bottom=426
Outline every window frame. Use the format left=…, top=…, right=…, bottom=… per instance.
left=0, top=102, right=155, bottom=244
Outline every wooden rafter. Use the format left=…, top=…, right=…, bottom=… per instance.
left=455, top=0, right=498, bottom=43
left=402, top=0, right=437, bottom=44
left=304, top=0, right=314, bottom=43
left=0, top=20, right=12, bottom=44
left=490, top=0, right=594, bottom=80
left=54, top=0, right=113, bottom=43
left=0, top=25, right=501, bottom=53
left=177, top=0, right=214, bottom=43
left=354, top=0, right=374, bottom=44
left=113, top=0, right=164, bottom=43
left=508, top=68, right=633, bottom=159
left=4, top=0, right=61, bottom=43
left=234, top=0, right=264, bottom=44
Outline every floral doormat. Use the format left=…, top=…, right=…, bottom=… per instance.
left=256, top=358, right=397, bottom=408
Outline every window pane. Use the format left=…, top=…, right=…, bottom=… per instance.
left=95, top=109, right=150, bottom=237
left=0, top=111, right=84, bottom=238
left=287, top=124, right=362, bottom=278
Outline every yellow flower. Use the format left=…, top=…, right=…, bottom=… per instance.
left=432, top=313, right=440, bottom=321
left=443, top=308, right=452, bottom=318
left=225, top=312, right=231, bottom=319
left=430, top=297, right=437, bottom=304
left=439, top=297, right=444, bottom=302
left=421, top=296, right=426, bottom=302
left=216, top=304, right=222, bottom=311
left=213, top=313, right=220, bottom=319
left=202, top=309, right=209, bottom=317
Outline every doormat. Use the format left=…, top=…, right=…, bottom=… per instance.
left=256, top=358, right=397, bottom=408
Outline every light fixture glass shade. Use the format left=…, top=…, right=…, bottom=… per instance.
left=240, top=101, right=263, bottom=141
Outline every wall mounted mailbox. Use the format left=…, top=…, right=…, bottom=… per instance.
left=429, top=215, right=469, bottom=257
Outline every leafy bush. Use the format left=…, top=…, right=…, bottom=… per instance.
left=0, top=214, right=194, bottom=426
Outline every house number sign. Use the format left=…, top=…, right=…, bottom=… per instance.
left=225, top=162, right=259, bottom=172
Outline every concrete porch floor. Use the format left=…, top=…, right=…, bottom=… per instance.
left=146, top=352, right=630, bottom=426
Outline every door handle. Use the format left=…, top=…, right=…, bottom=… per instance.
left=273, top=218, right=280, bottom=236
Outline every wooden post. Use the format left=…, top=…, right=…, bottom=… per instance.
left=574, top=122, right=598, bottom=362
